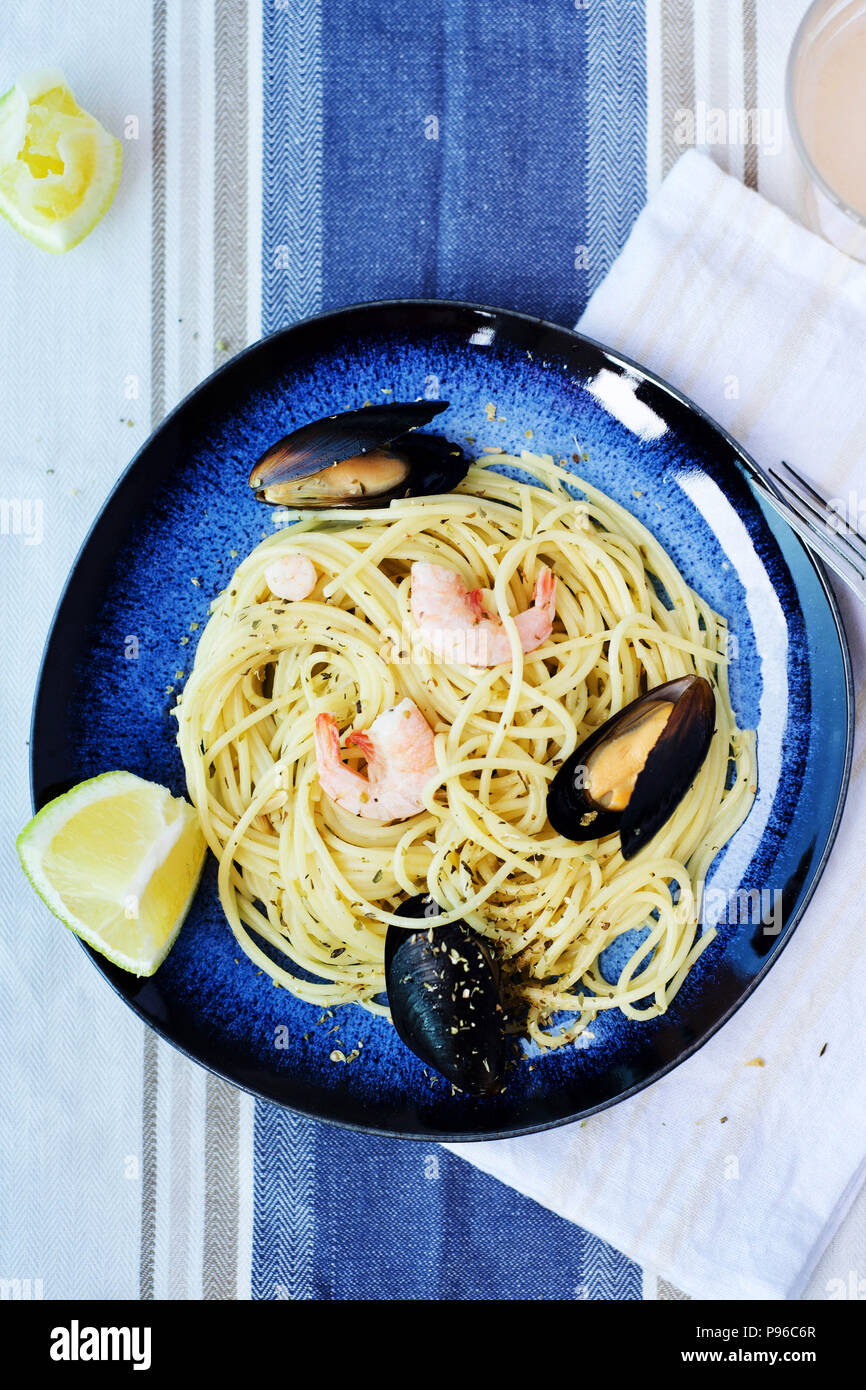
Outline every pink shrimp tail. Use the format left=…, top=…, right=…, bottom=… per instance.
left=510, top=565, right=557, bottom=656
left=345, top=729, right=376, bottom=760
left=314, top=712, right=373, bottom=816
left=533, top=565, right=556, bottom=616
left=314, top=712, right=342, bottom=766
left=466, top=587, right=486, bottom=622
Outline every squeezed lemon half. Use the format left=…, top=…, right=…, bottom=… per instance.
left=17, top=772, right=207, bottom=976
left=0, top=68, right=122, bottom=252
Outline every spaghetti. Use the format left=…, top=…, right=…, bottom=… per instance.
left=175, top=452, right=756, bottom=1049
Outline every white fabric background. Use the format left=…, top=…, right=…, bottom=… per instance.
left=1, top=2, right=153, bottom=1299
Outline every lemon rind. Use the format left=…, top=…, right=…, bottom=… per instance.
left=17, top=771, right=207, bottom=976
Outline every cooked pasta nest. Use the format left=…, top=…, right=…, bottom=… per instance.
left=175, top=452, right=756, bottom=1050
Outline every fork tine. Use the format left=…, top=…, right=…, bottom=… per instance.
left=769, top=458, right=830, bottom=506
left=770, top=458, right=849, bottom=517
left=750, top=476, right=866, bottom=600
left=767, top=461, right=866, bottom=570
left=754, top=481, right=866, bottom=593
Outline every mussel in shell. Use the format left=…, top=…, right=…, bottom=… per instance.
left=385, top=894, right=507, bottom=1096
left=546, top=675, right=715, bottom=859
left=249, top=401, right=470, bottom=507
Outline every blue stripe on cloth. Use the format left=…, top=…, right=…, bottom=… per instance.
left=318, top=0, right=590, bottom=323
left=321, top=0, right=445, bottom=303
left=253, top=0, right=649, bottom=1301
left=310, top=1128, right=641, bottom=1300
left=262, top=0, right=323, bottom=332
left=251, top=1106, right=316, bottom=1300
left=581, top=0, right=648, bottom=302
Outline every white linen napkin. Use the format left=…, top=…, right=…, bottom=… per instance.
left=448, top=149, right=866, bottom=1302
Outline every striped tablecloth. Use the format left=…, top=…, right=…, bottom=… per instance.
left=2, top=0, right=861, bottom=1301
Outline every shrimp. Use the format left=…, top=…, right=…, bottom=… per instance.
left=265, top=553, right=317, bottom=601
left=314, top=697, right=438, bottom=821
left=410, top=561, right=557, bottom=666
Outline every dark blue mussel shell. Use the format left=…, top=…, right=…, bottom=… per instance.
left=385, top=895, right=508, bottom=1096
left=249, top=400, right=469, bottom=505
left=547, top=675, right=716, bottom=860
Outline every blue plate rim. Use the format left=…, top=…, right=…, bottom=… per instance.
left=28, top=297, right=855, bottom=1142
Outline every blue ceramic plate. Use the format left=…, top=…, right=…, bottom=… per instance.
left=30, top=300, right=853, bottom=1141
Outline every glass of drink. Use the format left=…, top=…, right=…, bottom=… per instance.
left=787, top=0, right=866, bottom=260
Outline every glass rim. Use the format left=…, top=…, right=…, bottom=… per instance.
left=785, top=0, right=866, bottom=232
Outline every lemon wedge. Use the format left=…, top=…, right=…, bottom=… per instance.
left=0, top=68, right=122, bottom=252
left=17, top=772, right=207, bottom=976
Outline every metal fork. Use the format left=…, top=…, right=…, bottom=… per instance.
left=748, top=459, right=866, bottom=603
